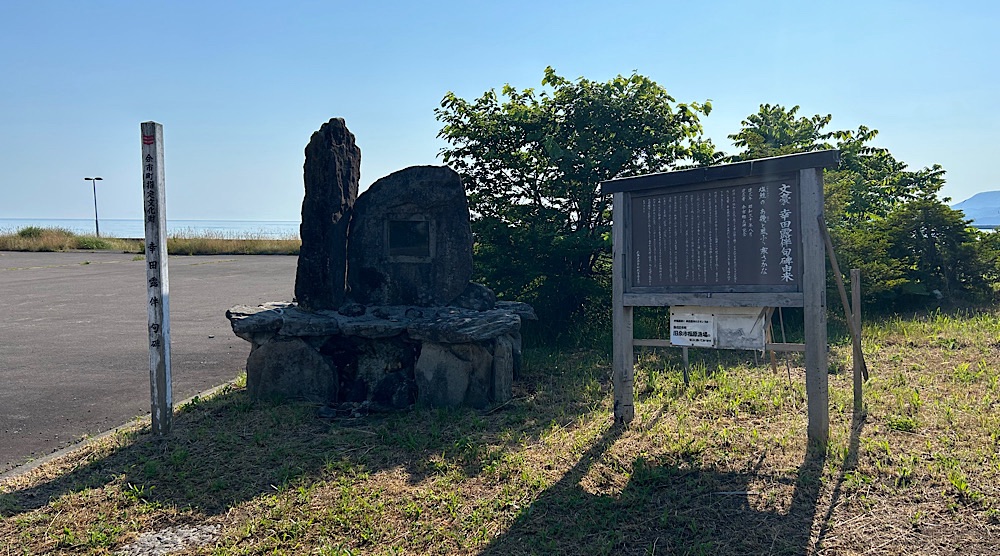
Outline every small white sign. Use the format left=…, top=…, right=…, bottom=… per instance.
left=670, top=311, right=715, bottom=347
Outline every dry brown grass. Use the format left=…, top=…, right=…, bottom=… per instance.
left=0, top=226, right=141, bottom=253
left=0, top=226, right=299, bottom=256
left=1, top=310, right=998, bottom=554
left=166, top=231, right=299, bottom=256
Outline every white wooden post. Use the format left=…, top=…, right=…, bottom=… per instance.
left=799, top=167, right=829, bottom=446
left=612, top=191, right=635, bottom=424
left=141, top=121, right=172, bottom=435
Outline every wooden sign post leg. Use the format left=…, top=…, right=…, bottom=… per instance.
left=612, top=192, right=635, bottom=425
left=682, top=347, right=690, bottom=386
left=800, top=168, right=829, bottom=446
left=851, top=268, right=863, bottom=411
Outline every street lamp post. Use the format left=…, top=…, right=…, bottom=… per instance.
left=84, top=177, right=103, bottom=237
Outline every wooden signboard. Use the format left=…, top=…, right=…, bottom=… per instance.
left=601, top=150, right=839, bottom=445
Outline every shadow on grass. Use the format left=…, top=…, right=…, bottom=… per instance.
left=3, top=389, right=323, bottom=517
left=481, top=424, right=830, bottom=556
left=0, top=384, right=556, bottom=519
left=812, top=407, right=867, bottom=552
left=1, top=347, right=861, bottom=555
left=1, top=348, right=610, bottom=522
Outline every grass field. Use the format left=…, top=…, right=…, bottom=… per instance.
left=0, top=226, right=300, bottom=256
left=1, top=310, right=999, bottom=554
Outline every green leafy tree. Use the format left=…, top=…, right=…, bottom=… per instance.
left=728, top=104, right=838, bottom=161
left=727, top=104, right=927, bottom=223
left=829, top=130, right=946, bottom=225
left=436, top=67, right=716, bottom=332
left=835, top=184, right=994, bottom=303
left=729, top=103, right=995, bottom=305
left=881, top=195, right=986, bottom=297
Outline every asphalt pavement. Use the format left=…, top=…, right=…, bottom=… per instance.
left=0, top=251, right=298, bottom=473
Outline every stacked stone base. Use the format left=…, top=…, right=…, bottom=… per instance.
left=226, top=302, right=534, bottom=410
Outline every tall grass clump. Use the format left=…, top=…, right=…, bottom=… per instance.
left=0, top=226, right=84, bottom=251
left=15, top=226, right=49, bottom=239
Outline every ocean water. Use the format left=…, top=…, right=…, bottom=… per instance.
left=0, top=218, right=300, bottom=239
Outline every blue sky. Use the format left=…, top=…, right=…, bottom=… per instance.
left=1, top=1, right=997, bottom=221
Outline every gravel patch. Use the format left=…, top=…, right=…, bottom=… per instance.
left=115, top=524, right=220, bottom=556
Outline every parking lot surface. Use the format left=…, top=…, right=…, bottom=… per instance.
left=0, top=251, right=297, bottom=473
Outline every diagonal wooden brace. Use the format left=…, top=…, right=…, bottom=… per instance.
left=818, top=215, right=869, bottom=384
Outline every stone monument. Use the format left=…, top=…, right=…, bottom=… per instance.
left=227, top=119, right=534, bottom=411
left=347, top=165, right=473, bottom=307
left=294, top=118, right=359, bottom=311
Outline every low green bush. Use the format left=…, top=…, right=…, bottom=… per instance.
left=75, top=236, right=113, bottom=250
left=16, top=226, right=45, bottom=238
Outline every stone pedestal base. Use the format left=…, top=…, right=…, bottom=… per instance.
left=226, top=302, right=534, bottom=410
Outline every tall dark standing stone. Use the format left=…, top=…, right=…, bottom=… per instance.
left=295, top=118, right=360, bottom=310
left=347, top=166, right=473, bottom=306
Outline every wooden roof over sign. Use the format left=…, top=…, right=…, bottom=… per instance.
left=600, top=150, right=840, bottom=195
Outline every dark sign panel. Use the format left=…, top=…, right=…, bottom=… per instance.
left=629, top=178, right=802, bottom=290
left=388, top=219, right=431, bottom=257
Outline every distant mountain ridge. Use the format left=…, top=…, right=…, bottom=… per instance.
left=951, top=191, right=1000, bottom=228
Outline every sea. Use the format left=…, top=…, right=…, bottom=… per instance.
left=0, top=218, right=300, bottom=239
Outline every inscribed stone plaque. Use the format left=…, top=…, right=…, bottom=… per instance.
left=388, top=219, right=431, bottom=258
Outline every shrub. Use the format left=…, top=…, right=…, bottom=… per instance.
left=16, top=226, right=45, bottom=238
left=75, top=236, right=114, bottom=250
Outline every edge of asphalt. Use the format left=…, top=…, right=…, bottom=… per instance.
left=0, top=379, right=239, bottom=485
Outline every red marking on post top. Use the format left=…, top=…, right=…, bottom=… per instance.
left=142, top=135, right=155, bottom=145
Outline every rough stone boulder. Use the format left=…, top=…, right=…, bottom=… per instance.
left=346, top=166, right=473, bottom=306
left=453, top=282, right=497, bottom=311
left=414, top=343, right=493, bottom=409
left=246, top=337, right=338, bottom=404
left=295, top=118, right=360, bottom=310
